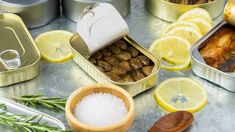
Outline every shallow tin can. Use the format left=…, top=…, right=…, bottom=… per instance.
left=191, top=21, right=235, bottom=92
left=0, top=97, right=65, bottom=130
left=62, top=0, right=130, bottom=22
left=145, top=0, right=224, bottom=22
left=0, top=0, right=59, bottom=28
left=70, top=34, right=160, bottom=97
left=0, top=13, right=40, bottom=87
left=70, top=3, right=160, bottom=96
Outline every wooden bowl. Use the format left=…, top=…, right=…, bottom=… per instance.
left=65, top=83, right=135, bottom=132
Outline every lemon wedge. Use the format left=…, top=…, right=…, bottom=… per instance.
left=155, top=77, right=208, bottom=113
left=177, top=8, right=213, bottom=25
left=163, top=26, right=202, bottom=45
left=35, top=30, right=73, bottom=63
left=186, top=18, right=213, bottom=35
left=161, top=21, right=200, bottom=37
left=149, top=36, right=191, bottom=70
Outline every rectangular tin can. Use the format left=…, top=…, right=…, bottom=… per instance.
left=191, top=21, right=235, bottom=92
left=0, top=97, right=65, bottom=130
left=0, top=13, right=40, bottom=87
left=70, top=34, right=160, bottom=97
left=145, top=0, right=224, bottom=22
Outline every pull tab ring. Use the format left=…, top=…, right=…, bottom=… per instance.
left=79, top=3, right=99, bottom=19
left=0, top=49, right=21, bottom=70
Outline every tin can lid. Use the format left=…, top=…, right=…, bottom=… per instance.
left=77, top=3, right=129, bottom=56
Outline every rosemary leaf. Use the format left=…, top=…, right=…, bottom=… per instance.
left=11, top=95, right=66, bottom=112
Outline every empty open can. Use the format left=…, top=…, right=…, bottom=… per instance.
left=0, top=0, right=59, bottom=28
left=0, top=13, right=40, bottom=87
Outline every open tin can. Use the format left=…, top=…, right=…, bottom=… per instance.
left=62, top=0, right=130, bottom=22
left=145, top=0, right=224, bottom=22
left=191, top=0, right=235, bottom=92
left=70, top=3, right=160, bottom=96
left=0, top=13, right=40, bottom=87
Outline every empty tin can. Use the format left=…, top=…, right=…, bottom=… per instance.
left=70, top=3, right=160, bottom=96
left=0, top=13, right=40, bottom=87
left=62, top=0, right=130, bottom=22
left=145, top=0, right=224, bottom=22
left=0, top=0, right=59, bottom=28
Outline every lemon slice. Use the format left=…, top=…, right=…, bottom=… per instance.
left=149, top=36, right=191, bottom=70
left=155, top=77, right=208, bottom=113
left=178, top=8, right=213, bottom=25
left=163, top=26, right=202, bottom=45
left=35, top=30, right=73, bottom=63
left=186, top=18, right=213, bottom=35
left=161, top=21, right=200, bottom=37
left=160, top=57, right=191, bottom=71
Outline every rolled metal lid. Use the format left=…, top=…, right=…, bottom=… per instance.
left=77, top=3, right=129, bottom=57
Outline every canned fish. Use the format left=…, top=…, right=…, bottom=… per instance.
left=0, top=13, right=40, bottom=87
left=70, top=3, right=160, bottom=96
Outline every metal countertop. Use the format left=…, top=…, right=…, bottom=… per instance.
left=0, top=0, right=233, bottom=132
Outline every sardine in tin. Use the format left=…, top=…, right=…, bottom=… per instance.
left=70, top=3, right=160, bottom=96
left=0, top=13, right=40, bottom=87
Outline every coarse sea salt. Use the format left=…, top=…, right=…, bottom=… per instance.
left=74, top=92, right=128, bottom=127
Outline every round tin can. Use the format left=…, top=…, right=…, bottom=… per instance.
left=145, top=0, right=224, bottom=22
left=224, top=0, right=235, bottom=26
left=0, top=0, right=59, bottom=29
left=62, top=0, right=130, bottom=22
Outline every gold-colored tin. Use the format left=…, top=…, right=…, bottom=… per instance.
left=145, top=0, right=224, bottom=22
left=224, top=0, right=235, bottom=26
left=70, top=34, right=160, bottom=97
left=0, top=13, right=40, bottom=87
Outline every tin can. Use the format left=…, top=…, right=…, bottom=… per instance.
left=145, top=0, right=224, bottom=22
left=0, top=97, right=65, bottom=130
left=62, top=0, right=130, bottom=22
left=0, top=13, right=40, bottom=87
left=191, top=22, right=235, bottom=92
left=70, top=3, right=160, bottom=96
left=0, top=0, right=59, bottom=28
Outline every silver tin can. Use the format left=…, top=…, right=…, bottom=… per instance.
left=62, top=0, right=130, bottom=22
left=70, top=3, right=160, bottom=96
left=0, top=13, right=40, bottom=87
left=191, top=22, right=235, bottom=92
left=0, top=0, right=59, bottom=29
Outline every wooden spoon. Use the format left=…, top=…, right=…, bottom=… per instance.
left=148, top=111, right=194, bottom=132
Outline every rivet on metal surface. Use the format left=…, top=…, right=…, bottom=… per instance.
left=0, top=49, right=21, bottom=70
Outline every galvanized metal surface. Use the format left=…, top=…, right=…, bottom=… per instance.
left=0, top=0, right=234, bottom=132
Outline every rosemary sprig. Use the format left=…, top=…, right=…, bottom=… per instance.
left=0, top=104, right=71, bottom=132
left=11, top=95, right=66, bottom=112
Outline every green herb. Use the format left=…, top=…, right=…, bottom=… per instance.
left=0, top=104, right=71, bottom=132
left=12, top=95, right=66, bottom=112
